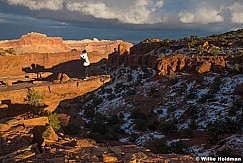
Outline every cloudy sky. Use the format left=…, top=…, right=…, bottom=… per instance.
left=0, top=0, right=242, bottom=43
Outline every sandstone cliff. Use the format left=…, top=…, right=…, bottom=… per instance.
left=0, top=32, right=133, bottom=56
left=0, top=32, right=70, bottom=54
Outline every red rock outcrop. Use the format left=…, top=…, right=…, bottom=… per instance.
left=108, top=40, right=228, bottom=75
left=108, top=41, right=160, bottom=67
left=156, top=55, right=227, bottom=75
left=0, top=75, right=110, bottom=114
left=0, top=32, right=70, bottom=54
left=0, top=32, right=132, bottom=59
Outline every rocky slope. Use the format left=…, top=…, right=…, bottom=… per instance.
left=1, top=29, right=243, bottom=162
left=58, top=29, right=243, bottom=159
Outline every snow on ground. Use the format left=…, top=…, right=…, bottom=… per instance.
left=151, top=72, right=243, bottom=130
left=119, top=137, right=130, bottom=143
left=121, top=112, right=135, bottom=134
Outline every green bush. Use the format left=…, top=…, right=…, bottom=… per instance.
left=206, top=118, right=241, bottom=144
left=26, top=89, right=44, bottom=108
left=183, top=106, right=198, bottom=119
left=62, top=124, right=81, bottom=135
left=150, top=139, right=190, bottom=155
left=42, top=126, right=51, bottom=139
left=47, top=113, right=61, bottom=130
left=5, top=48, right=15, bottom=54
left=168, top=141, right=190, bottom=155
left=168, top=72, right=178, bottom=85
left=234, top=63, right=240, bottom=73
left=108, top=114, right=120, bottom=126
left=158, top=121, right=177, bottom=134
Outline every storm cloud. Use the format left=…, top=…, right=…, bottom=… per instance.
left=2, top=0, right=243, bottom=25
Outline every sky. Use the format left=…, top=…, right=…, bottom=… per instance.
left=0, top=0, right=242, bottom=43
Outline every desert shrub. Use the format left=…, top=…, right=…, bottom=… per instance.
left=84, top=108, right=95, bottom=118
left=47, top=112, right=61, bottom=130
left=26, top=89, right=44, bottom=108
left=92, top=97, right=103, bottom=106
left=229, top=100, right=243, bottom=116
left=87, top=132, right=103, bottom=143
left=134, top=118, right=147, bottom=131
left=150, top=139, right=169, bottom=154
left=105, top=88, right=113, bottom=94
left=207, top=118, right=241, bottom=144
left=5, top=48, right=15, bottom=54
left=147, top=120, right=160, bottom=131
left=118, top=112, right=124, bottom=119
left=62, top=124, right=81, bottom=135
left=130, top=133, right=140, bottom=142
left=108, top=114, right=120, bottom=126
left=128, top=88, right=137, bottom=95
left=182, top=128, right=194, bottom=138
left=150, top=139, right=190, bottom=155
left=188, top=119, right=198, bottom=130
left=127, top=74, right=133, bottom=82
left=107, top=94, right=116, bottom=101
left=113, top=124, right=124, bottom=133
left=90, top=121, right=109, bottom=135
left=159, top=53, right=165, bottom=59
left=186, top=91, right=197, bottom=99
left=168, top=72, right=178, bottom=85
left=210, top=77, right=221, bottom=94
left=158, top=121, right=177, bottom=134
left=234, top=63, right=240, bottom=73
left=148, top=86, right=160, bottom=98
left=183, top=106, right=198, bottom=119
left=168, top=141, right=190, bottom=155
left=198, top=94, right=214, bottom=103
left=104, top=131, right=118, bottom=141
left=42, top=126, right=51, bottom=139
left=114, top=83, right=125, bottom=94
left=142, top=68, right=153, bottom=79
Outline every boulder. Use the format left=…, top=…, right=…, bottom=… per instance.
left=42, top=126, right=58, bottom=142
left=61, top=73, right=70, bottom=82
left=196, top=61, right=211, bottom=74
left=20, top=117, right=49, bottom=127
left=76, top=138, right=96, bottom=147
left=57, top=114, right=70, bottom=127
left=102, top=154, right=118, bottom=163
left=0, top=123, right=11, bottom=132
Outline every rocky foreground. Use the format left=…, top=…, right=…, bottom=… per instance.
left=0, top=114, right=199, bottom=163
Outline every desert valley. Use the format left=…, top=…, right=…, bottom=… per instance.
left=0, top=30, right=243, bottom=162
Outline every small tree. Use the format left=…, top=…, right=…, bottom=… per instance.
left=26, top=89, right=44, bottom=113
left=47, top=112, right=61, bottom=130
left=234, top=63, right=240, bottom=73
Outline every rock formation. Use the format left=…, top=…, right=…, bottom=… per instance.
left=108, top=41, right=229, bottom=75
left=0, top=32, right=70, bottom=54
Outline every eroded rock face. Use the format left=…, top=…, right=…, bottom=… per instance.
left=196, top=61, right=211, bottom=74
left=156, top=55, right=227, bottom=75
left=108, top=42, right=158, bottom=67
left=0, top=32, right=70, bottom=54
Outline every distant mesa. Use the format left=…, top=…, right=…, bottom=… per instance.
left=0, top=32, right=133, bottom=55
left=0, top=32, right=70, bottom=54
